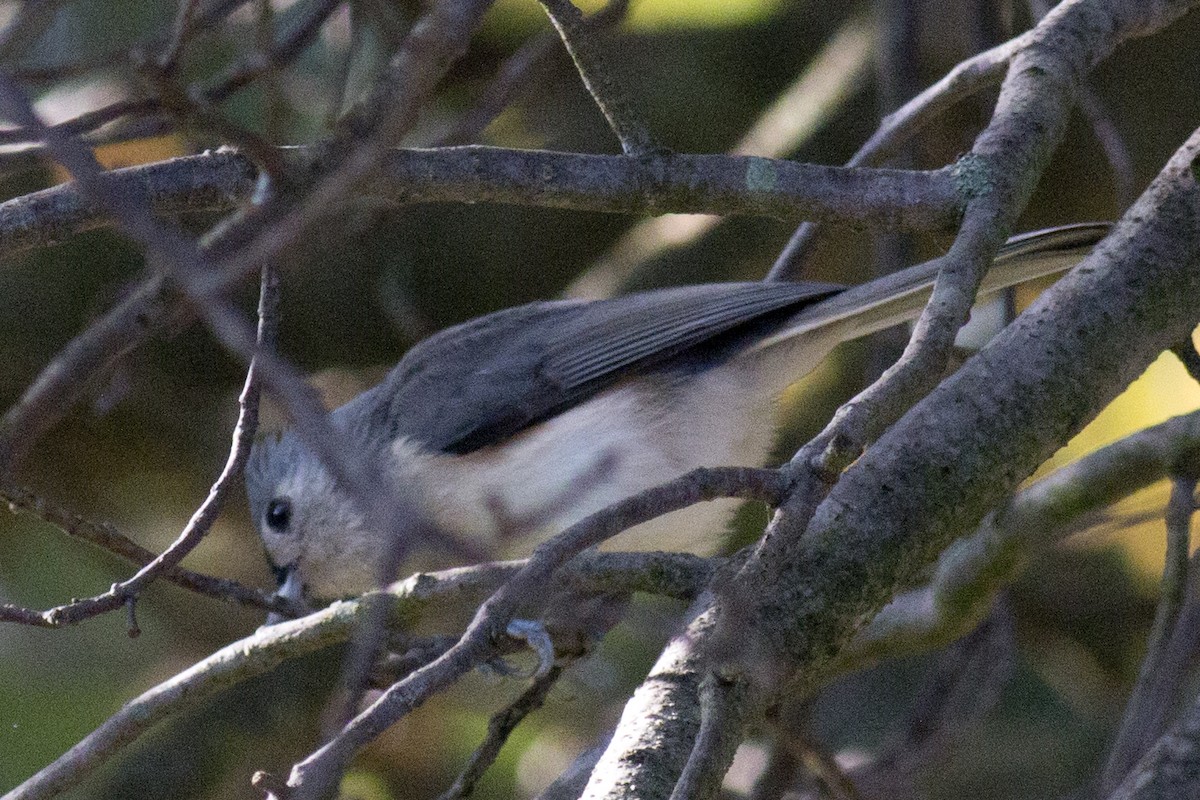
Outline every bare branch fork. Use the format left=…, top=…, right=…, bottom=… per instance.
left=0, top=484, right=286, bottom=613
left=0, top=255, right=277, bottom=629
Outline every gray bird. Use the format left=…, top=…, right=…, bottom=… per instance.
left=246, top=223, right=1108, bottom=601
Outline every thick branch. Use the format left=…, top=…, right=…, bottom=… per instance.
left=590, top=104, right=1200, bottom=800
left=797, top=0, right=1147, bottom=463
left=0, top=147, right=959, bottom=259
left=842, top=408, right=1200, bottom=669
left=583, top=600, right=741, bottom=800
left=744, top=122, right=1200, bottom=690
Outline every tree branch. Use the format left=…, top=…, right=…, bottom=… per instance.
left=744, top=115, right=1200, bottom=696
left=535, top=0, right=658, bottom=156
left=283, top=467, right=783, bottom=799
left=437, top=0, right=632, bottom=147
left=565, top=10, right=876, bottom=299
left=768, top=27, right=1028, bottom=278
left=589, top=9, right=1200, bottom=787
left=0, top=145, right=958, bottom=476
left=436, top=665, right=567, bottom=800
left=3, top=552, right=713, bottom=800
left=1100, top=473, right=1198, bottom=792
left=0, top=146, right=959, bottom=260
left=1106, top=681, right=1200, bottom=800
left=0, top=258, right=278, bottom=628
left=0, top=484, right=290, bottom=616
left=841, top=408, right=1200, bottom=669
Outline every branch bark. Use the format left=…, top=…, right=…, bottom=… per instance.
left=843, top=407, right=1200, bottom=669
left=3, top=552, right=714, bottom=800
left=744, top=121, right=1200, bottom=693
left=0, top=146, right=959, bottom=260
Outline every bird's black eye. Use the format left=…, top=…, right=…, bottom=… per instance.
left=265, top=498, right=292, bottom=532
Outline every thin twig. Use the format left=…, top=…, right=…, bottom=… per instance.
left=325, top=1, right=365, bottom=127
left=865, top=0, right=920, bottom=380
left=1099, top=473, right=1197, bottom=792
left=1027, top=0, right=1136, bottom=211
left=535, top=0, right=658, bottom=156
left=11, top=50, right=134, bottom=83
left=0, top=257, right=276, bottom=628
left=758, top=587, right=1012, bottom=800
left=669, top=672, right=752, bottom=800
left=531, top=738, right=610, bottom=800
left=437, top=666, right=566, bottom=800
left=768, top=30, right=1028, bottom=280
left=780, top=602, right=1016, bottom=800
left=159, top=0, right=206, bottom=72
left=0, top=0, right=76, bottom=65
left=0, top=99, right=160, bottom=146
left=565, top=10, right=875, bottom=299
left=439, top=0, right=631, bottom=147
left=369, top=636, right=459, bottom=688
left=0, top=484, right=293, bottom=615
left=436, top=30, right=560, bottom=146
left=0, top=0, right=341, bottom=155
left=136, top=0, right=346, bottom=178
left=792, top=733, right=862, bottom=800
left=1105, top=679, right=1200, bottom=800
left=139, top=60, right=289, bottom=179
left=15, top=146, right=963, bottom=245
left=203, top=0, right=344, bottom=104
left=1076, top=85, right=1137, bottom=210
left=859, top=602, right=1015, bottom=790
left=200, top=0, right=499, bottom=355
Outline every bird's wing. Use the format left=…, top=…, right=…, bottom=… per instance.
left=345, top=223, right=1110, bottom=456
left=345, top=281, right=843, bottom=454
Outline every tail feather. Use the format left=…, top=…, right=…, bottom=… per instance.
left=750, top=222, right=1111, bottom=356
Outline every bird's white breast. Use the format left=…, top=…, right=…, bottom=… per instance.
left=393, top=365, right=781, bottom=556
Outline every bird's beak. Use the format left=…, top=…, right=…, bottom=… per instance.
left=264, top=566, right=306, bottom=626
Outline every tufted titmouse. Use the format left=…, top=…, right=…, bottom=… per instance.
left=246, top=223, right=1108, bottom=601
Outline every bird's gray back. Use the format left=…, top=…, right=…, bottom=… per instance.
left=337, top=281, right=844, bottom=455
